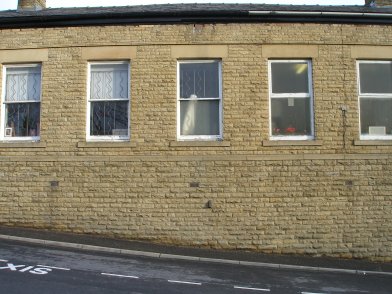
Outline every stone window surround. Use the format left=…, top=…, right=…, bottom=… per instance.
left=262, top=45, right=319, bottom=146
left=0, top=49, right=47, bottom=147
left=352, top=45, right=392, bottom=144
left=83, top=46, right=136, bottom=145
left=172, top=45, right=227, bottom=144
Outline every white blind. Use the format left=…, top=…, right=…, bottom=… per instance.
left=90, top=63, right=129, bottom=100
left=5, top=66, right=41, bottom=102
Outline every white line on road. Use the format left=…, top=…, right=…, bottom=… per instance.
left=301, top=292, right=327, bottom=294
left=0, top=259, right=8, bottom=262
left=234, top=286, right=271, bottom=291
left=101, top=273, right=139, bottom=279
left=168, top=280, right=202, bottom=286
left=36, top=265, right=70, bottom=271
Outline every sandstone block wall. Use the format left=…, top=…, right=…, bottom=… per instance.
left=0, top=22, right=391, bottom=261
left=17, top=0, right=46, bottom=10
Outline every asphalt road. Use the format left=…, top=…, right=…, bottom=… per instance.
left=0, top=240, right=391, bottom=294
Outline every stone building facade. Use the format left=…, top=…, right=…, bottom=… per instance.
left=0, top=0, right=391, bottom=261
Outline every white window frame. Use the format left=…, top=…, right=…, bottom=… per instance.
left=0, top=64, right=42, bottom=142
left=357, top=60, right=392, bottom=140
left=177, top=59, right=223, bottom=141
left=268, top=59, right=315, bottom=141
left=86, top=61, right=130, bottom=142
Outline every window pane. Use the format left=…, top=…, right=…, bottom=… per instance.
left=180, top=62, right=219, bottom=98
left=271, top=62, right=309, bottom=94
left=90, top=101, right=128, bottom=136
left=90, top=64, right=129, bottom=100
left=5, top=67, right=41, bottom=102
left=359, top=63, right=392, bottom=94
left=360, top=98, right=392, bottom=135
left=180, top=100, right=220, bottom=136
left=5, top=103, right=40, bottom=137
left=271, top=98, right=311, bottom=136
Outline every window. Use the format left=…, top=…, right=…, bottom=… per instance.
left=268, top=60, right=314, bottom=140
left=1, top=64, right=41, bottom=141
left=357, top=61, right=392, bottom=140
left=177, top=60, right=222, bottom=140
left=87, top=62, right=130, bottom=141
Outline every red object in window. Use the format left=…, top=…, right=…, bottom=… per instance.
left=285, top=127, right=296, bottom=133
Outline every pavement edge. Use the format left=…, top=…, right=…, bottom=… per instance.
left=0, top=233, right=391, bottom=276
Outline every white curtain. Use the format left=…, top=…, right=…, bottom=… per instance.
left=5, top=67, right=41, bottom=102
left=90, top=64, right=128, bottom=100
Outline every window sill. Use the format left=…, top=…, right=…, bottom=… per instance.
left=170, top=141, right=230, bottom=147
left=262, top=140, right=323, bottom=147
left=78, top=141, right=136, bottom=148
left=353, top=140, right=392, bottom=146
left=0, top=141, right=46, bottom=148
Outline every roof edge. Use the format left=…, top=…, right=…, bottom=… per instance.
left=1, top=5, right=392, bottom=28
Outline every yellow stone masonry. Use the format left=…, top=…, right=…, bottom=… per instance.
left=0, top=21, right=391, bottom=262
left=17, top=0, right=46, bottom=10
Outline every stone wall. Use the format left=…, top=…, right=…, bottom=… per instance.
left=366, top=0, right=392, bottom=6
left=17, top=0, right=46, bottom=10
left=0, top=22, right=391, bottom=261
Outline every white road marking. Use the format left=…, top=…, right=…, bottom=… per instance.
left=168, top=280, right=202, bottom=286
left=19, top=266, right=34, bottom=272
left=36, top=264, right=70, bottom=271
left=101, top=273, right=139, bottom=279
left=234, top=286, right=271, bottom=291
left=0, top=259, right=8, bottom=262
left=0, top=264, right=25, bottom=271
left=302, top=292, right=327, bottom=294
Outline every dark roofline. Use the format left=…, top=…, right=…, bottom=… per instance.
left=1, top=4, right=392, bottom=28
